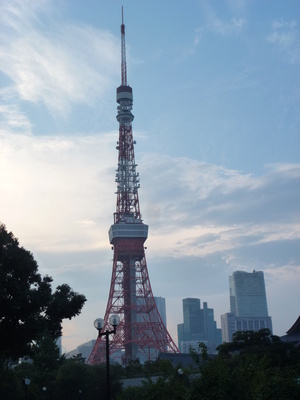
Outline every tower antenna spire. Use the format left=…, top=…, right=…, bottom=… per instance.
left=121, top=6, right=127, bottom=86
left=88, top=9, right=179, bottom=366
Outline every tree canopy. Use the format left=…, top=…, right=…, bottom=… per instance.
left=0, top=223, right=86, bottom=362
left=188, top=329, right=300, bottom=400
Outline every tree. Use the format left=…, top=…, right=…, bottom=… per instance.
left=188, top=330, right=300, bottom=400
left=117, top=360, right=189, bottom=400
left=0, top=223, right=86, bottom=364
left=30, top=333, right=65, bottom=397
left=55, top=361, right=122, bottom=400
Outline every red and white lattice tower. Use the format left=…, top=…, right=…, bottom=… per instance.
left=88, top=10, right=179, bottom=365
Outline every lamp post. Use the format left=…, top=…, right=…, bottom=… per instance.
left=94, top=315, right=120, bottom=400
left=24, top=378, right=30, bottom=400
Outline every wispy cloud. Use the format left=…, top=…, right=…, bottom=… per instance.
left=140, top=155, right=300, bottom=259
left=0, top=0, right=119, bottom=117
left=0, top=131, right=116, bottom=252
left=0, top=102, right=32, bottom=132
left=267, top=19, right=300, bottom=63
left=2, top=133, right=299, bottom=261
left=211, top=17, right=246, bottom=36
left=177, top=1, right=246, bottom=61
left=200, top=0, right=246, bottom=37
left=1, top=0, right=299, bottom=350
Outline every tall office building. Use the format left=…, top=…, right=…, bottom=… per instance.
left=202, top=302, right=222, bottom=347
left=178, top=298, right=222, bottom=354
left=230, top=270, right=268, bottom=317
left=154, top=296, right=167, bottom=327
left=221, top=270, right=272, bottom=342
left=182, top=298, right=202, bottom=342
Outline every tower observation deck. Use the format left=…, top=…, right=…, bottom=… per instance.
left=88, top=9, right=179, bottom=365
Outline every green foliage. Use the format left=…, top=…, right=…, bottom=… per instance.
left=55, top=359, right=91, bottom=399
left=188, top=329, right=300, bottom=400
left=1, top=225, right=299, bottom=399
left=1, top=330, right=299, bottom=400
left=0, top=362, right=23, bottom=400
left=55, top=361, right=122, bottom=400
left=31, top=333, right=65, bottom=373
left=1, top=356, right=123, bottom=400
left=0, top=223, right=86, bottom=363
left=71, top=353, right=87, bottom=364
left=46, top=283, right=87, bottom=338
left=118, top=360, right=190, bottom=400
left=123, top=358, right=144, bottom=377
left=10, top=335, right=65, bottom=399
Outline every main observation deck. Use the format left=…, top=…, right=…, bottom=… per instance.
left=109, top=222, right=148, bottom=245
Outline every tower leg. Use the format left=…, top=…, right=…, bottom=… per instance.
left=87, top=241, right=179, bottom=365
left=123, top=256, right=137, bottom=362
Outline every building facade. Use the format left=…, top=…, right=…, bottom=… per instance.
left=66, top=340, right=96, bottom=361
left=221, top=270, right=272, bottom=342
left=177, top=298, right=222, bottom=354
left=230, top=270, right=269, bottom=317
left=154, top=296, right=167, bottom=327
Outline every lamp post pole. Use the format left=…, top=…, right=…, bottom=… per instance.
left=94, top=315, right=120, bottom=400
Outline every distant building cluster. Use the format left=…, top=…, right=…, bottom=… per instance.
left=66, top=270, right=273, bottom=359
left=177, top=298, right=222, bottom=354
left=221, top=270, right=272, bottom=342
left=66, top=340, right=96, bottom=361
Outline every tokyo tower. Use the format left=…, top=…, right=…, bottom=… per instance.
left=88, top=10, right=179, bottom=365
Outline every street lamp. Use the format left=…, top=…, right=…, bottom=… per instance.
left=24, top=378, right=30, bottom=400
left=94, top=315, right=120, bottom=400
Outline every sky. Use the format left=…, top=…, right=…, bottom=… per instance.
left=1, top=0, right=299, bottom=353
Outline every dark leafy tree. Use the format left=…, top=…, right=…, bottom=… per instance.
left=54, top=361, right=122, bottom=400
left=118, top=360, right=189, bottom=400
left=30, top=333, right=65, bottom=397
left=123, top=359, right=143, bottom=377
left=55, top=359, right=91, bottom=400
left=0, top=223, right=86, bottom=364
left=188, top=330, right=300, bottom=400
left=71, top=353, right=87, bottom=364
left=0, top=361, right=23, bottom=399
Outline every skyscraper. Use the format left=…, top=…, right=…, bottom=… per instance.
left=178, top=298, right=222, bottom=353
left=202, top=302, right=222, bottom=349
left=230, top=270, right=268, bottom=317
left=182, top=298, right=202, bottom=342
left=221, top=270, right=272, bottom=342
left=154, top=297, right=167, bottom=327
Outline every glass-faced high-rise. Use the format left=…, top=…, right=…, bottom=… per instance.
left=177, top=298, right=222, bottom=353
left=229, top=270, right=268, bottom=317
left=221, top=270, right=272, bottom=342
left=183, top=298, right=202, bottom=339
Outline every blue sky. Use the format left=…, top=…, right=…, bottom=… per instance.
left=1, top=0, right=299, bottom=353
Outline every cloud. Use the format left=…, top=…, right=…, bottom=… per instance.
left=2, top=131, right=299, bottom=262
left=2, top=131, right=299, bottom=350
left=272, top=19, right=297, bottom=30
left=211, top=17, right=246, bottom=36
left=1, top=0, right=299, bottom=350
left=200, top=0, right=246, bottom=37
left=0, top=102, right=32, bottom=132
left=267, top=19, right=300, bottom=63
left=0, top=86, right=32, bottom=134
left=0, top=131, right=116, bottom=252
left=137, top=155, right=300, bottom=265
left=142, top=155, right=299, bottom=218
left=0, top=0, right=119, bottom=117
left=179, top=28, right=204, bottom=60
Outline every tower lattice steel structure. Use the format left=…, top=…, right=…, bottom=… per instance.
left=88, top=11, right=179, bottom=365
